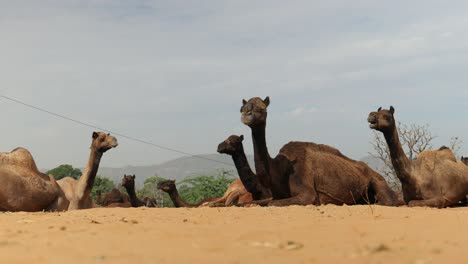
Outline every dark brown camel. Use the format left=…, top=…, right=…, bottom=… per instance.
left=240, top=97, right=400, bottom=206
left=217, top=134, right=270, bottom=203
left=157, top=180, right=221, bottom=207
left=96, top=189, right=132, bottom=208
left=121, top=175, right=158, bottom=207
left=368, top=106, right=468, bottom=207
left=461, top=156, right=468, bottom=166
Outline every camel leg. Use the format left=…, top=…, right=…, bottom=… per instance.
left=408, top=197, right=451, bottom=208
left=224, top=191, right=240, bottom=206
left=237, top=198, right=272, bottom=207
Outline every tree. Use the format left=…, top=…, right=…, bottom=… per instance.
left=91, top=176, right=115, bottom=202
left=370, top=122, right=462, bottom=192
left=46, top=164, right=82, bottom=180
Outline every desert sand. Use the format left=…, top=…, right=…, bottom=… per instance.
left=0, top=205, right=467, bottom=264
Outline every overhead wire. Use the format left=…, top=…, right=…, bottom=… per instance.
left=0, top=94, right=235, bottom=167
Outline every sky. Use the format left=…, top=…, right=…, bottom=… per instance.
left=1, top=1, right=468, bottom=169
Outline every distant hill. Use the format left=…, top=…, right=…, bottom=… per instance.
left=94, top=154, right=255, bottom=188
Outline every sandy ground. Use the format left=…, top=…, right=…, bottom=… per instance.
left=0, top=205, right=467, bottom=264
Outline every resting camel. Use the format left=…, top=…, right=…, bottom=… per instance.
left=121, top=174, right=157, bottom=207
left=368, top=106, right=468, bottom=207
left=0, top=131, right=118, bottom=211
left=96, top=189, right=132, bottom=208
left=216, top=134, right=270, bottom=204
left=461, top=156, right=468, bottom=166
left=240, top=97, right=400, bottom=206
left=157, top=180, right=218, bottom=207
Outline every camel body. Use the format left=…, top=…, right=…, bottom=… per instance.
left=0, top=148, right=61, bottom=211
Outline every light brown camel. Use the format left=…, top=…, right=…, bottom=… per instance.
left=157, top=180, right=219, bottom=207
left=121, top=175, right=158, bottom=207
left=96, top=189, right=132, bottom=208
left=0, top=131, right=118, bottom=212
left=240, top=97, right=400, bottom=207
left=368, top=106, right=468, bottom=207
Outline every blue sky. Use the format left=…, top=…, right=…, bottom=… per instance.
left=1, top=1, right=468, bottom=169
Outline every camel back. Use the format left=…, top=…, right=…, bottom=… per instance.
left=0, top=147, right=40, bottom=174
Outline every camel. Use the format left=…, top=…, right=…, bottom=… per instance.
left=461, top=156, right=468, bottom=166
left=0, top=131, right=118, bottom=211
left=216, top=134, right=270, bottom=203
left=121, top=175, right=158, bottom=207
left=368, top=106, right=468, bottom=207
left=240, top=97, right=400, bottom=207
left=96, top=189, right=132, bottom=208
left=157, top=180, right=219, bottom=207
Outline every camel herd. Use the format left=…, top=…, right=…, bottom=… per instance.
left=1, top=97, right=467, bottom=211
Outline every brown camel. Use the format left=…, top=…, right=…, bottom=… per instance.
left=96, top=189, right=132, bottom=208
left=157, top=180, right=220, bottom=207
left=121, top=175, right=158, bottom=207
left=461, top=156, right=468, bottom=166
left=368, top=106, right=468, bottom=207
left=216, top=134, right=270, bottom=204
left=240, top=97, right=400, bottom=206
left=0, top=131, right=118, bottom=211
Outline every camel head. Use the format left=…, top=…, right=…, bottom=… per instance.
left=121, top=174, right=136, bottom=188
left=91, top=132, right=118, bottom=153
left=461, top=156, right=468, bottom=166
left=217, top=135, right=244, bottom=155
left=240, top=96, right=270, bottom=127
left=157, top=180, right=176, bottom=193
left=367, top=106, right=396, bottom=132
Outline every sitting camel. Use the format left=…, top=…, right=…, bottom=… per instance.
left=157, top=180, right=218, bottom=207
left=368, top=106, right=468, bottom=207
left=239, top=97, right=400, bottom=207
left=216, top=134, right=271, bottom=204
left=121, top=175, right=157, bottom=207
left=96, top=189, right=132, bottom=208
left=0, top=131, right=118, bottom=211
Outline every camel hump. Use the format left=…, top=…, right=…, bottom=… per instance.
left=438, top=146, right=450, bottom=151
left=0, top=147, right=39, bottom=172
left=280, top=141, right=351, bottom=161
left=418, top=148, right=457, bottom=163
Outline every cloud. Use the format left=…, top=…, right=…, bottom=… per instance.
left=1, top=1, right=468, bottom=168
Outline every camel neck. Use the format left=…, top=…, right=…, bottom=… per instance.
left=231, top=144, right=265, bottom=199
left=383, top=125, right=412, bottom=184
left=77, top=148, right=103, bottom=201
left=168, top=188, right=194, bottom=208
left=124, top=184, right=140, bottom=207
left=251, top=125, right=272, bottom=187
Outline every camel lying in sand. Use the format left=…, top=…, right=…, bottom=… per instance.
left=368, top=106, right=468, bottom=207
left=96, top=189, right=132, bottom=208
left=239, top=97, right=400, bottom=206
left=121, top=175, right=157, bottom=207
left=0, top=132, right=118, bottom=211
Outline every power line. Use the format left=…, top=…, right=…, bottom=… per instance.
left=0, top=94, right=234, bottom=167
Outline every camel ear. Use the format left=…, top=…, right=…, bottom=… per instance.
left=239, top=135, right=244, bottom=141
left=132, top=175, right=136, bottom=179
left=389, top=106, right=395, bottom=114
left=242, top=99, right=247, bottom=106
left=377, top=107, right=382, bottom=112
left=263, top=96, right=270, bottom=107
left=92, top=132, right=99, bottom=139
